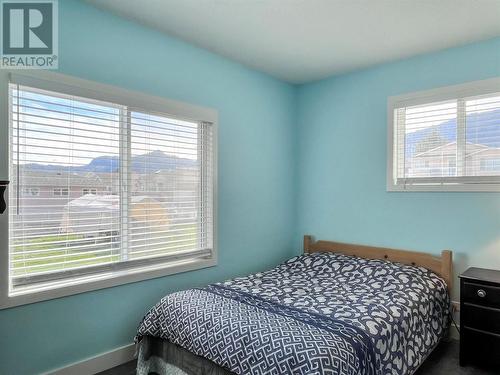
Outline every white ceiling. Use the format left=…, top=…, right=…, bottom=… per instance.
left=87, top=0, right=500, bottom=84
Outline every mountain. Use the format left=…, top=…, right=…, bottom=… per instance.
left=85, top=155, right=120, bottom=172
left=406, top=108, right=500, bottom=156
left=25, top=151, right=197, bottom=174
left=131, top=150, right=196, bottom=173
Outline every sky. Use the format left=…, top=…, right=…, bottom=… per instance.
left=11, top=84, right=200, bottom=167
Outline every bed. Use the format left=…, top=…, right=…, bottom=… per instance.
left=135, top=235, right=452, bottom=375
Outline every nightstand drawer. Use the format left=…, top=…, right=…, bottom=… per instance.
left=462, top=303, right=500, bottom=334
left=462, top=281, right=500, bottom=308
left=461, top=327, right=500, bottom=368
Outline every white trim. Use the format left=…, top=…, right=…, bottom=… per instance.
left=45, top=343, right=135, bottom=375
left=0, top=70, right=218, bottom=309
left=387, top=77, right=500, bottom=192
left=388, top=77, right=500, bottom=109
left=2, top=257, right=216, bottom=309
left=387, top=104, right=397, bottom=191
left=0, top=72, right=11, bottom=309
left=389, top=184, right=500, bottom=193
left=8, top=70, right=217, bottom=123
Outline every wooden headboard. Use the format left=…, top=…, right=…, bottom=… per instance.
left=304, top=235, right=453, bottom=291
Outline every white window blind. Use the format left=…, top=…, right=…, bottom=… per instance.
left=9, top=81, right=215, bottom=291
left=389, top=80, right=500, bottom=191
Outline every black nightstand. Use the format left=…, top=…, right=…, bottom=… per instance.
left=459, top=267, right=500, bottom=370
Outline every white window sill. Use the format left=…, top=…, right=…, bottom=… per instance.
left=387, top=183, right=500, bottom=192
left=0, top=257, right=217, bottom=310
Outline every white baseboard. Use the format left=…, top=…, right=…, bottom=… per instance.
left=45, top=343, right=136, bottom=375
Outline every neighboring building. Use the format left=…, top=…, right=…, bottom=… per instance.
left=407, top=142, right=500, bottom=177
left=10, top=168, right=116, bottom=235
left=10, top=160, right=198, bottom=236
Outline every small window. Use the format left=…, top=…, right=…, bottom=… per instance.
left=53, top=188, right=69, bottom=196
left=388, top=78, right=500, bottom=191
left=82, top=188, right=97, bottom=195
left=480, top=158, right=500, bottom=172
left=22, top=188, right=40, bottom=197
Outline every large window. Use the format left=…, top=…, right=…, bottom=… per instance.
left=4, top=72, right=216, bottom=304
left=388, top=78, right=500, bottom=191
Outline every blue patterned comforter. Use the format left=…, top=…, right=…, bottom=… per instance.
left=136, top=252, right=450, bottom=375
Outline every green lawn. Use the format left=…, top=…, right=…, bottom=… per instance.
left=12, top=234, right=119, bottom=276
left=12, top=223, right=199, bottom=276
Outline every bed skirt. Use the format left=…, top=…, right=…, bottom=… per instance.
left=137, top=336, right=234, bottom=375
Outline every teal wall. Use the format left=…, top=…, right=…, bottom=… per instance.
left=0, top=1, right=498, bottom=373
left=295, top=37, right=500, bottom=300
left=0, top=1, right=297, bottom=374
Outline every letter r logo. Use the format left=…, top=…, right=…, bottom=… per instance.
left=2, top=2, right=53, bottom=54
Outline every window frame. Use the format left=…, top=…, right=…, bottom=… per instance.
left=387, top=77, right=500, bottom=192
left=53, top=187, right=69, bottom=196
left=0, top=70, right=218, bottom=309
left=22, top=187, right=39, bottom=197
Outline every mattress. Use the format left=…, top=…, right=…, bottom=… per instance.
left=135, top=252, right=450, bottom=375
